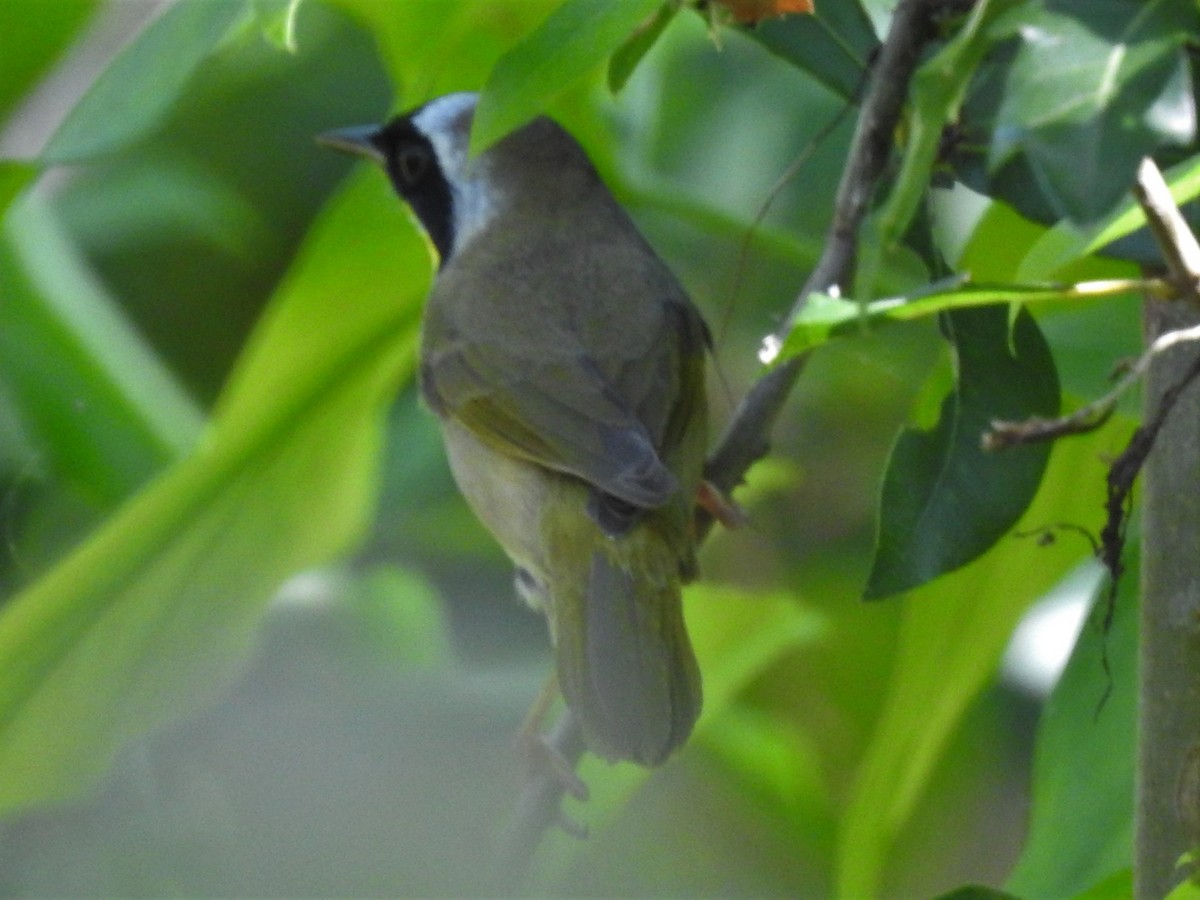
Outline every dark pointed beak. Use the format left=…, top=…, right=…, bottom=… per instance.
left=315, top=125, right=385, bottom=164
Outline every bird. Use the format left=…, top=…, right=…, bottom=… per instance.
left=319, top=92, right=709, bottom=767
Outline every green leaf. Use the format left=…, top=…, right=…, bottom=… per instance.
left=773, top=275, right=1139, bottom=362
left=256, top=0, right=305, bottom=53
left=989, top=0, right=1199, bottom=224
left=1075, top=868, right=1135, bottom=900
left=607, top=2, right=677, bottom=94
left=0, top=162, right=36, bottom=216
left=864, top=305, right=1060, bottom=600
left=41, top=1, right=246, bottom=163
left=0, top=0, right=96, bottom=125
left=836, top=419, right=1125, bottom=897
left=1006, top=560, right=1138, bottom=899
left=472, top=0, right=663, bottom=154
left=0, top=195, right=203, bottom=506
left=743, top=0, right=877, bottom=100
left=0, top=168, right=425, bottom=813
left=1019, top=152, right=1200, bottom=280
left=1166, top=877, right=1200, bottom=900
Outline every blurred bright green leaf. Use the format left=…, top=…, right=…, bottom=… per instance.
left=1074, top=868, right=1135, bottom=900
left=0, top=0, right=96, bottom=125
left=989, top=0, right=1198, bottom=223
left=0, top=196, right=203, bottom=505
left=1006, top=559, right=1137, bottom=898
left=1019, top=152, right=1200, bottom=281
left=0, top=168, right=426, bottom=813
left=473, top=0, right=662, bottom=154
left=837, top=419, right=1128, bottom=897
left=1166, top=876, right=1200, bottom=900
left=41, top=1, right=246, bottom=163
left=865, top=305, right=1059, bottom=599
left=0, top=163, right=36, bottom=216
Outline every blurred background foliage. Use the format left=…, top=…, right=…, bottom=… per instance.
left=0, top=0, right=1175, bottom=895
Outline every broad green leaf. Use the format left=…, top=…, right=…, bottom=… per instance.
left=1075, top=868, right=1135, bottom=900
left=0, top=196, right=203, bottom=506
left=1006, top=559, right=1138, bottom=898
left=1019, top=152, right=1200, bottom=281
left=864, top=305, right=1059, bottom=599
left=0, top=0, right=96, bottom=125
left=1167, top=878, right=1200, bottom=900
left=744, top=0, right=877, bottom=100
left=607, top=2, right=678, bottom=94
left=988, top=0, right=1198, bottom=224
left=0, top=163, right=36, bottom=216
left=0, top=168, right=426, bottom=813
left=472, top=0, right=662, bottom=154
left=257, top=0, right=305, bottom=53
left=41, top=1, right=246, bottom=163
left=837, top=419, right=1129, bottom=897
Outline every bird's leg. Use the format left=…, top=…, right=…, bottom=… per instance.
left=697, top=479, right=746, bottom=528
left=516, top=671, right=590, bottom=804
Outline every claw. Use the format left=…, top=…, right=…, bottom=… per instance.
left=519, top=730, right=590, bottom=801
left=516, top=673, right=590, bottom=802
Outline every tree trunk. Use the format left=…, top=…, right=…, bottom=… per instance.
left=1136, top=296, right=1200, bottom=898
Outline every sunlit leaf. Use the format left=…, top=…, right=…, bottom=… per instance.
left=41, top=1, right=246, bottom=163
left=1166, top=876, right=1200, bottom=900
left=1019, top=152, right=1200, bottom=280
left=0, top=169, right=426, bottom=813
left=472, top=0, right=662, bottom=154
left=864, top=305, right=1059, bottom=599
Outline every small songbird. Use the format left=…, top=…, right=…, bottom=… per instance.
left=320, top=93, right=708, bottom=766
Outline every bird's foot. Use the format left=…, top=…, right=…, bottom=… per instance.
left=697, top=479, right=746, bottom=528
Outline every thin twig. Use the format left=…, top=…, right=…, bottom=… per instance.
left=497, top=0, right=946, bottom=884
left=985, top=322, right=1200, bottom=450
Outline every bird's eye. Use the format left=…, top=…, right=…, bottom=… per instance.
left=396, top=143, right=432, bottom=186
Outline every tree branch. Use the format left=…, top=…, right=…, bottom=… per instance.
left=496, top=0, right=946, bottom=885
left=1134, top=157, right=1200, bottom=899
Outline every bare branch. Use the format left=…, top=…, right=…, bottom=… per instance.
left=1133, top=156, right=1200, bottom=302
left=985, top=321, right=1200, bottom=450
